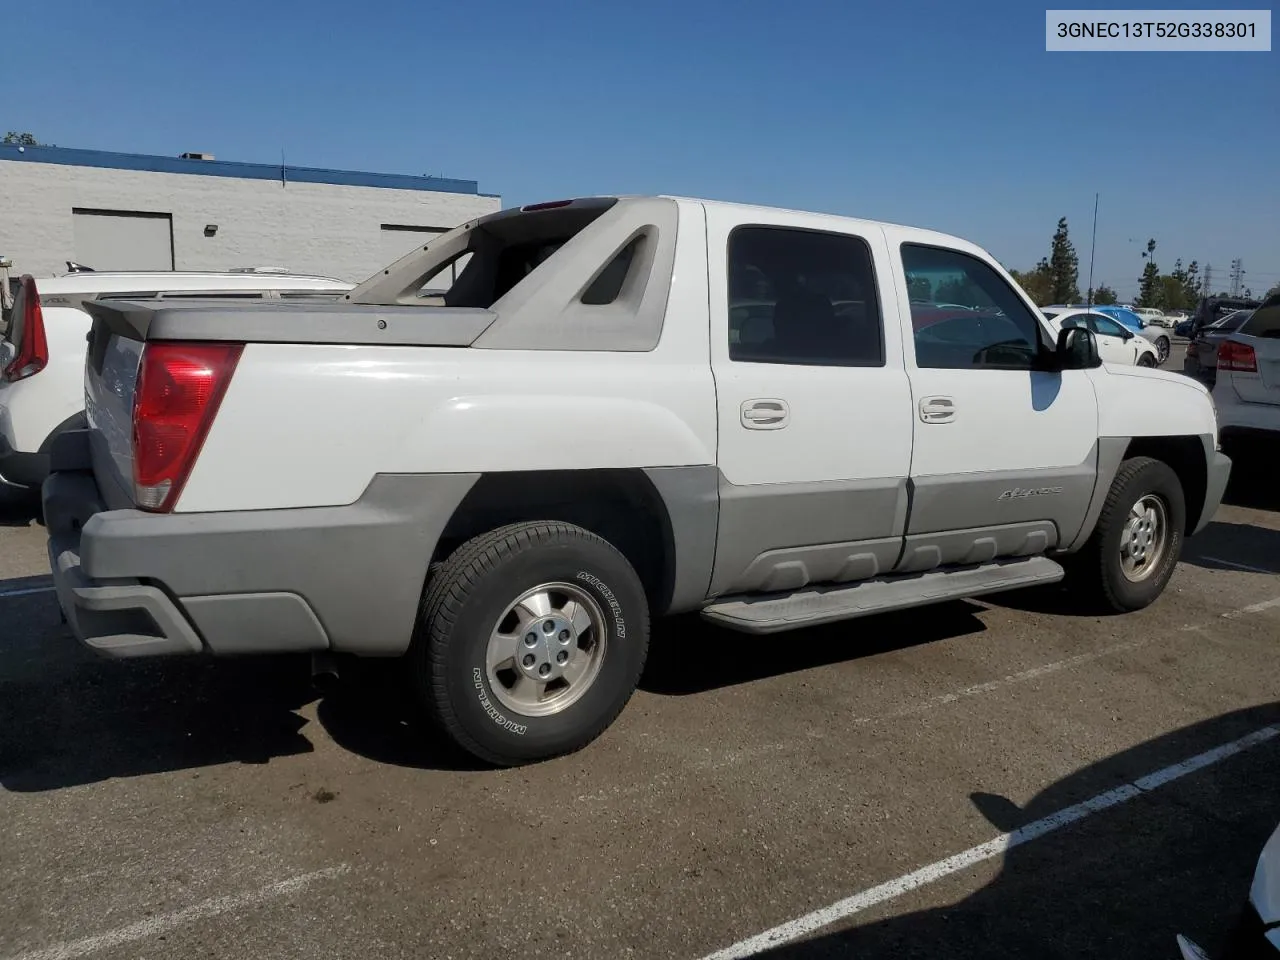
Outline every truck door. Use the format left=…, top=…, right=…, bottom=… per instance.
left=705, top=205, right=914, bottom=596
left=887, top=233, right=1101, bottom=572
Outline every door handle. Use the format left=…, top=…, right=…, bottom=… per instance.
left=741, top=399, right=789, bottom=430
left=919, top=396, right=956, bottom=423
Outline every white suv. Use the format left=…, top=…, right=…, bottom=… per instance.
left=1214, top=293, right=1280, bottom=452
left=1, top=270, right=351, bottom=498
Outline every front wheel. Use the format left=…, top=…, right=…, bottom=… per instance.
left=1137, top=353, right=1157, bottom=367
left=1154, top=335, right=1171, bottom=364
left=410, top=521, right=650, bottom=766
left=1065, top=456, right=1185, bottom=612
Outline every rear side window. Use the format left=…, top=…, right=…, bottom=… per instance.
left=902, top=244, right=1047, bottom=370
left=727, top=226, right=884, bottom=367
left=1241, top=298, right=1280, bottom=339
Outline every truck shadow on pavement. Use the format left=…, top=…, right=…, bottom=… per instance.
left=745, top=701, right=1280, bottom=960
left=641, top=601, right=988, bottom=696
left=0, top=588, right=490, bottom=784
left=0, top=590, right=319, bottom=791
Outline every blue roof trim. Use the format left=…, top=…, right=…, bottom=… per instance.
left=0, top=144, right=482, bottom=195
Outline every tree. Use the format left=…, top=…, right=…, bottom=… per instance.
left=936, top=276, right=981, bottom=305
left=1267, top=283, right=1280, bottom=300
left=1088, top=284, right=1118, bottom=305
left=1181, top=260, right=1202, bottom=306
left=1135, top=238, right=1161, bottom=308
left=1048, top=217, right=1080, bottom=304
left=906, top=274, right=932, bottom=301
left=1010, top=260, right=1053, bottom=306
left=2, top=131, right=40, bottom=145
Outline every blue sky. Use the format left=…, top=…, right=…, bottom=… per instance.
left=5, top=0, right=1277, bottom=299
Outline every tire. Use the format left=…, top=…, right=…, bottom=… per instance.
left=1155, top=335, right=1170, bottom=364
left=1066, top=457, right=1186, bottom=613
left=410, top=521, right=650, bottom=766
left=1137, top=353, right=1157, bottom=367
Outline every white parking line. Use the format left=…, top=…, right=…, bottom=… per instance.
left=698, top=725, right=1280, bottom=959
left=1223, top=596, right=1280, bottom=619
left=853, top=596, right=1280, bottom=724
left=854, top=636, right=1155, bottom=723
left=2, top=865, right=350, bottom=960
left=1201, top=556, right=1275, bottom=575
left=0, top=585, right=55, bottom=599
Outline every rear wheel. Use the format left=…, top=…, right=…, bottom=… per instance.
left=410, top=521, right=650, bottom=766
left=1066, top=457, right=1185, bottom=612
left=1154, top=335, right=1171, bottom=364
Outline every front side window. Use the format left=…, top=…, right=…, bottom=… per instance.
left=1091, top=315, right=1129, bottom=338
left=727, top=226, right=884, bottom=366
left=903, top=244, right=1048, bottom=370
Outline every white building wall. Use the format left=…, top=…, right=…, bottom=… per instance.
left=0, top=159, right=501, bottom=282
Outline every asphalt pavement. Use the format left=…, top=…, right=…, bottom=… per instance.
left=2, top=413, right=1277, bottom=959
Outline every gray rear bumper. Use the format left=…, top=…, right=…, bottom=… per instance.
left=42, top=435, right=477, bottom=658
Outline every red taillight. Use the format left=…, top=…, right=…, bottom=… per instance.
left=132, top=342, right=242, bottom=512
left=1217, top=340, right=1258, bottom=373
left=3, top=275, right=49, bottom=382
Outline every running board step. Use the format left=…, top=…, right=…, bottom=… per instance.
left=700, top=556, right=1065, bottom=634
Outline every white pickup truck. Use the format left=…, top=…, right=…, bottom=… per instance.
left=43, top=196, right=1231, bottom=766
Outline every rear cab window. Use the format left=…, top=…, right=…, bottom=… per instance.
left=726, top=225, right=885, bottom=367
left=1241, top=297, right=1280, bottom=339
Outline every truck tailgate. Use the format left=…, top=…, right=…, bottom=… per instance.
left=84, top=320, right=143, bottom=507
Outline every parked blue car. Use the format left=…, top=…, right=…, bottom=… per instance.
left=1044, top=304, right=1172, bottom=364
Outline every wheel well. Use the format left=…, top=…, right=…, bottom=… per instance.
left=434, top=469, right=676, bottom=612
left=1123, top=436, right=1207, bottom=534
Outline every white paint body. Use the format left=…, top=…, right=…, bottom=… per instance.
left=82, top=196, right=1218, bottom=514
left=0, top=272, right=351, bottom=462
left=1254, top=821, right=1280, bottom=929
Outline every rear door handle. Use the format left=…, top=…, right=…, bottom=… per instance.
left=741, top=399, right=789, bottom=429
left=919, top=396, right=956, bottom=423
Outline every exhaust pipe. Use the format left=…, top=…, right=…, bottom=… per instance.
left=310, top=652, right=340, bottom=695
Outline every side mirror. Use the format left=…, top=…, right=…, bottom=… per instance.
left=1056, top=326, right=1101, bottom=369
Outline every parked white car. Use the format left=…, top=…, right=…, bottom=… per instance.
left=1131, top=306, right=1170, bottom=328
left=0, top=270, right=352, bottom=497
left=1177, top=819, right=1280, bottom=957
left=42, top=195, right=1229, bottom=765
left=1042, top=308, right=1161, bottom=366
left=1213, top=293, right=1280, bottom=449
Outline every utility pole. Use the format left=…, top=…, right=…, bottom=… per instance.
left=1203, top=263, right=1212, bottom=300
left=1229, top=258, right=1245, bottom=297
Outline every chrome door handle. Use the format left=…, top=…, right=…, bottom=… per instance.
left=741, top=399, right=789, bottom=429
left=919, top=396, right=956, bottom=423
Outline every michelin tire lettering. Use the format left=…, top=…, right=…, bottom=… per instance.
left=473, top=667, right=528, bottom=735
left=575, top=571, right=626, bottom=639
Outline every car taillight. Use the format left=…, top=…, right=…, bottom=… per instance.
left=132, top=342, right=242, bottom=512
left=1217, top=340, right=1258, bottom=373
left=3, top=275, right=49, bottom=382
